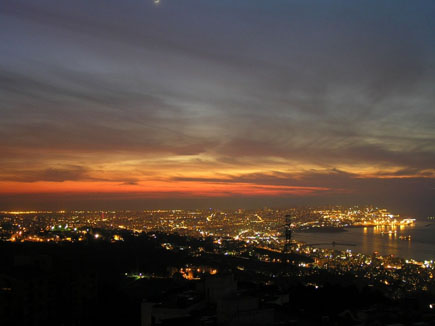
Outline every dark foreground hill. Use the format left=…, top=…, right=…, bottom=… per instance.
left=1, top=233, right=434, bottom=326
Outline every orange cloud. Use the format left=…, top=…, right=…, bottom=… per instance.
left=0, top=180, right=330, bottom=198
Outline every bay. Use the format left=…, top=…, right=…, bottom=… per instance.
left=293, top=222, right=435, bottom=261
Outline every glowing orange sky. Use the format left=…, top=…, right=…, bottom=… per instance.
left=0, top=179, right=332, bottom=197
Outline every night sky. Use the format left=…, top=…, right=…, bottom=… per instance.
left=1, top=0, right=434, bottom=216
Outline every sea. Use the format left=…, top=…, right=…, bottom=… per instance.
left=293, top=222, right=435, bottom=261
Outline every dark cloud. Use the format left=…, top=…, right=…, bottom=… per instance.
left=0, top=0, right=434, bottom=212
left=214, top=138, right=435, bottom=171
left=120, top=181, right=140, bottom=186
left=1, top=166, right=91, bottom=183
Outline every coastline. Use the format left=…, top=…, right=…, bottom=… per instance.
left=296, top=226, right=348, bottom=233
left=293, top=222, right=435, bottom=261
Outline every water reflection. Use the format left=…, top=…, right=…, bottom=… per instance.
left=294, top=222, right=435, bottom=261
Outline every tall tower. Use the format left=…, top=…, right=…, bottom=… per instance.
left=283, top=214, right=293, bottom=254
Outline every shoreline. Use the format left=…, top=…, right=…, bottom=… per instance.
left=293, top=223, right=435, bottom=262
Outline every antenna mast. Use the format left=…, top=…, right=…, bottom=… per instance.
left=283, top=214, right=294, bottom=255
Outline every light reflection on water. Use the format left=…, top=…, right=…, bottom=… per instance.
left=294, top=222, right=435, bottom=261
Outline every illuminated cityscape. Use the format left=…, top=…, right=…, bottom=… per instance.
left=0, top=206, right=417, bottom=243
left=0, top=207, right=432, bottom=291
left=1, top=206, right=435, bottom=325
